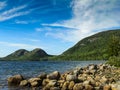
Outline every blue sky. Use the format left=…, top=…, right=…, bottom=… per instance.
left=0, top=0, right=120, bottom=57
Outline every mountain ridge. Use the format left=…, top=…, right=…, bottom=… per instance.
left=1, top=29, right=120, bottom=60
left=51, top=29, right=120, bottom=60
left=2, top=48, right=50, bottom=60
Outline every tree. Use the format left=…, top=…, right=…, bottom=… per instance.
left=107, top=35, right=120, bottom=67
left=108, top=35, right=120, bottom=57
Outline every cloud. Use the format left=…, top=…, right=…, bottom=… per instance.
left=25, top=38, right=40, bottom=42
left=0, top=1, right=6, bottom=10
left=0, top=41, right=43, bottom=49
left=0, top=5, right=31, bottom=21
left=45, top=0, right=120, bottom=43
left=35, top=27, right=53, bottom=32
left=15, top=20, right=28, bottom=24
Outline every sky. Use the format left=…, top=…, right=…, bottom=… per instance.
left=0, top=0, right=120, bottom=57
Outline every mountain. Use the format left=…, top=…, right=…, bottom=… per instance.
left=52, top=29, right=120, bottom=60
left=3, top=49, right=29, bottom=60
left=2, top=48, right=50, bottom=60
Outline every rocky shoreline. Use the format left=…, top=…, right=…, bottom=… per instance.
left=7, top=64, right=120, bottom=90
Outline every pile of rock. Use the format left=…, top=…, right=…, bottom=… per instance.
left=7, top=64, right=120, bottom=90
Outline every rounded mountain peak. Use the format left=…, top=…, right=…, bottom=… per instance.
left=31, top=48, right=48, bottom=55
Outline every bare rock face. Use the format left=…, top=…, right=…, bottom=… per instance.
left=47, top=71, right=60, bottom=80
left=7, top=74, right=24, bottom=86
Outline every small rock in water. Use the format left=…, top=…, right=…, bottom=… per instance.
left=7, top=74, right=24, bottom=86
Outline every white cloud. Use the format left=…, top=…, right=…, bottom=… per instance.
left=45, top=0, right=120, bottom=43
left=0, top=1, right=6, bottom=10
left=15, top=20, right=28, bottom=24
left=36, top=27, right=53, bottom=32
left=0, top=41, right=43, bottom=49
left=0, top=5, right=31, bottom=21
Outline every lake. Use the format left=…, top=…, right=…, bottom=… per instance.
left=0, top=60, right=105, bottom=90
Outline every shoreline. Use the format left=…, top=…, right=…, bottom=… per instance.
left=7, top=64, right=120, bottom=90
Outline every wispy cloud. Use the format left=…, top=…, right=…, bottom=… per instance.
left=44, top=0, right=120, bottom=43
left=24, top=38, right=40, bottom=42
left=0, top=41, right=43, bottom=49
left=35, top=27, right=53, bottom=32
left=15, top=20, right=28, bottom=24
left=0, top=1, right=6, bottom=10
left=0, top=5, right=31, bottom=21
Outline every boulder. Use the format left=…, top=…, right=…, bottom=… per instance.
left=50, top=87, right=60, bottom=90
left=73, top=83, right=83, bottom=90
left=20, top=80, right=30, bottom=87
left=100, top=76, right=108, bottom=84
left=7, top=74, right=24, bottom=86
left=83, top=80, right=90, bottom=85
left=38, top=73, right=47, bottom=80
left=111, top=83, right=120, bottom=90
left=62, top=81, right=69, bottom=90
left=103, top=85, right=111, bottom=90
left=42, top=79, right=50, bottom=86
left=88, top=64, right=97, bottom=70
left=47, top=80, right=57, bottom=87
left=28, top=78, right=42, bottom=83
left=47, top=71, right=60, bottom=80
left=68, top=81, right=75, bottom=90
left=28, top=78, right=42, bottom=87
left=84, top=85, right=93, bottom=90
left=31, top=81, right=40, bottom=87
left=66, top=75, right=77, bottom=82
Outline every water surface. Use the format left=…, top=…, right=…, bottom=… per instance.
left=0, top=60, right=105, bottom=90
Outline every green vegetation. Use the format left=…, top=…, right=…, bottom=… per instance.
left=1, top=29, right=120, bottom=62
left=50, top=29, right=120, bottom=60
left=2, top=48, right=50, bottom=60
left=107, top=35, right=120, bottom=67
